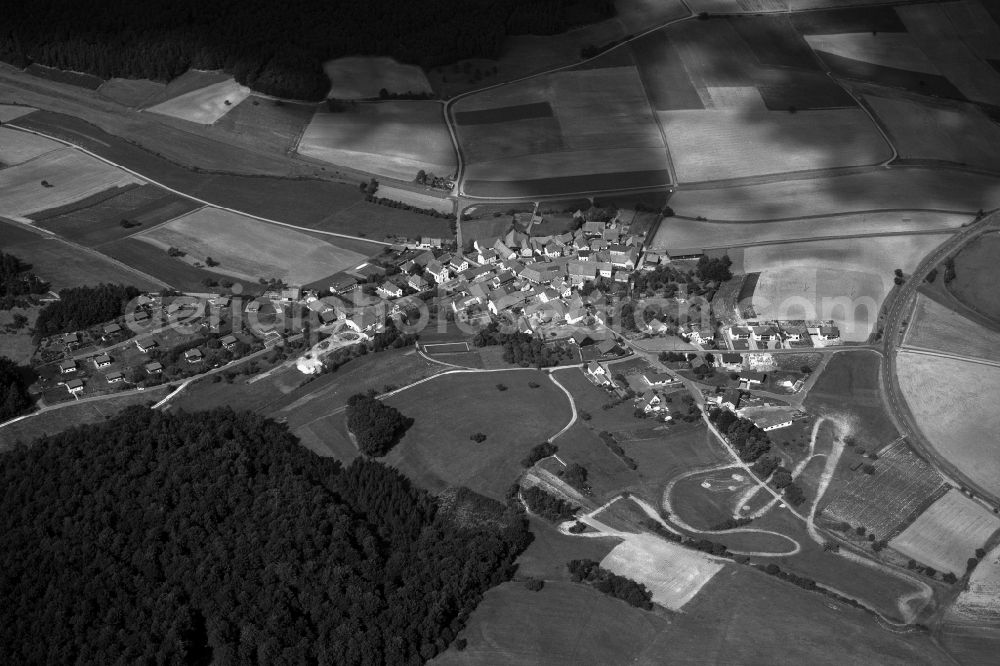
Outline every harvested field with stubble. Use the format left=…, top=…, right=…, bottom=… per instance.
left=951, top=231, right=1000, bottom=323
left=897, top=351, right=1000, bottom=498
left=146, top=78, right=250, bottom=125
left=866, top=93, right=1000, bottom=171
left=600, top=534, right=724, bottom=609
left=904, top=293, right=1000, bottom=362
left=668, top=168, right=1000, bottom=220
left=947, top=542, right=1000, bottom=624
left=660, top=108, right=888, bottom=182
left=0, top=148, right=144, bottom=221
left=805, top=32, right=940, bottom=75
left=137, top=207, right=367, bottom=285
left=889, top=489, right=1000, bottom=575
left=652, top=210, right=969, bottom=250
left=0, top=127, right=61, bottom=166
left=298, top=101, right=455, bottom=181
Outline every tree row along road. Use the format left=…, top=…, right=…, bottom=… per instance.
left=879, top=210, right=1000, bottom=508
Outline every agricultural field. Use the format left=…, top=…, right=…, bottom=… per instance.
left=0, top=148, right=144, bottom=221
left=513, top=516, right=620, bottom=582
left=946, top=542, right=1000, bottom=625
left=599, top=533, right=724, bottom=609
left=667, top=168, right=1000, bottom=221
left=297, top=101, right=456, bottom=181
left=98, top=236, right=237, bottom=293
left=454, top=64, right=669, bottom=198
left=652, top=210, right=969, bottom=252
left=211, top=96, right=317, bottom=157
left=903, top=293, right=1000, bottom=362
left=804, top=32, right=940, bottom=75
left=376, top=185, right=453, bottom=214
left=97, top=78, right=166, bottom=107
left=865, top=92, right=1000, bottom=171
left=135, top=207, right=367, bottom=285
left=0, top=219, right=163, bottom=292
left=375, top=370, right=572, bottom=500
left=950, top=231, right=1000, bottom=323
left=896, top=351, right=1000, bottom=498
left=803, top=350, right=899, bottom=446
left=0, top=103, right=35, bottom=122
left=146, top=78, right=251, bottom=125
left=31, top=184, right=200, bottom=248
left=0, top=127, right=62, bottom=166
left=889, top=489, right=1000, bottom=575
left=742, top=235, right=950, bottom=341
left=323, top=57, right=433, bottom=99
left=615, top=0, right=689, bottom=32
left=660, top=107, right=888, bottom=182
left=821, top=440, right=945, bottom=538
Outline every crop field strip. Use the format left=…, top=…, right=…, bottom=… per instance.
left=889, top=489, right=1000, bottom=576
left=946, top=543, right=1000, bottom=625
left=212, top=95, right=317, bottom=157
left=896, top=351, right=1000, bottom=499
left=903, top=292, right=1000, bottom=362
left=0, top=126, right=63, bottom=166
left=821, top=440, right=945, bottom=538
left=146, top=78, right=251, bottom=125
left=454, top=102, right=554, bottom=125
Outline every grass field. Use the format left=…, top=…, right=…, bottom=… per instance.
left=903, top=293, right=1000, bottom=362
left=667, top=168, right=1000, bottom=220
left=146, top=78, right=250, bottom=125
left=0, top=219, right=163, bottom=292
left=32, top=184, right=199, bottom=248
left=0, top=387, right=170, bottom=450
left=98, top=236, right=237, bottom=292
left=514, top=516, right=620, bottom=581
left=742, top=235, right=950, bottom=341
left=298, top=101, right=456, bottom=181
left=652, top=210, right=969, bottom=250
left=212, top=96, right=317, bottom=157
left=950, top=231, right=1000, bottom=323
left=377, top=185, right=453, bottom=214
left=866, top=92, right=1000, bottom=171
left=804, top=350, right=898, bottom=446
left=0, top=127, right=61, bottom=166
left=671, top=468, right=751, bottom=530
left=600, top=533, right=724, bottom=609
left=323, top=57, right=432, bottom=99
left=97, top=78, right=166, bottom=107
left=137, top=207, right=367, bottom=285
left=889, top=489, right=1000, bottom=575
left=897, top=351, right=1000, bottom=498
left=365, top=370, right=572, bottom=499
left=0, top=147, right=144, bottom=221
left=805, top=32, right=940, bottom=75
left=821, top=439, right=945, bottom=537
left=0, top=104, right=36, bottom=122
left=660, top=108, right=888, bottom=182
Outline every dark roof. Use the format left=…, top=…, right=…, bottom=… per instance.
left=721, top=353, right=742, bottom=364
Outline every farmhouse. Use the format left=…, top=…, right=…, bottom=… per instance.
left=220, top=334, right=238, bottom=350
left=145, top=362, right=163, bottom=375
left=449, top=256, right=470, bottom=273
left=377, top=282, right=403, bottom=299
left=425, top=261, right=450, bottom=284
left=407, top=274, right=429, bottom=291
left=721, top=389, right=742, bottom=412
left=493, top=240, right=516, bottom=261
left=106, top=371, right=124, bottom=383
left=329, top=275, right=359, bottom=294
left=59, top=359, right=77, bottom=374
left=638, top=390, right=664, bottom=413
left=753, top=412, right=793, bottom=432
left=135, top=338, right=158, bottom=353
left=642, top=370, right=676, bottom=387
left=60, top=332, right=80, bottom=346
left=184, top=348, right=203, bottom=363
left=585, top=361, right=610, bottom=385
left=597, top=338, right=622, bottom=357
left=93, top=354, right=112, bottom=368
left=65, top=378, right=84, bottom=394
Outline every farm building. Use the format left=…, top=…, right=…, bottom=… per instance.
left=65, top=378, right=84, bottom=393
left=752, top=412, right=794, bottom=432
left=329, top=275, right=359, bottom=294
left=59, top=360, right=76, bottom=374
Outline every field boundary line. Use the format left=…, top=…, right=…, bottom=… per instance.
left=5, top=124, right=391, bottom=248
left=670, top=208, right=978, bottom=224
left=898, top=346, right=1000, bottom=369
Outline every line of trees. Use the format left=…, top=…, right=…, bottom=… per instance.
left=566, top=559, right=653, bottom=610
left=33, top=283, right=140, bottom=341
left=709, top=407, right=773, bottom=463
left=2, top=0, right=615, bottom=100
left=520, top=485, right=577, bottom=522
left=521, top=441, right=557, bottom=468
left=0, top=407, right=532, bottom=664
left=345, top=392, right=414, bottom=456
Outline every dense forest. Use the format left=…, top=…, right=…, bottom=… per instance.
left=0, top=251, right=49, bottom=310
left=0, top=407, right=531, bottom=663
left=0, top=356, right=34, bottom=421
left=0, top=0, right=615, bottom=100
left=33, top=283, right=139, bottom=341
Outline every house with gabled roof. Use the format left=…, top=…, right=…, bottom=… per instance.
left=135, top=338, right=158, bottom=353
left=582, top=220, right=604, bottom=237
left=65, top=378, right=84, bottom=393
left=493, top=239, right=516, bottom=262
left=585, top=361, right=610, bottom=385
left=59, top=359, right=77, bottom=374
left=721, top=388, right=742, bottom=411
left=449, top=256, right=470, bottom=273
left=638, top=390, right=665, bottom=414
left=93, top=353, right=112, bottom=368
left=425, top=261, right=451, bottom=284
left=184, top=348, right=203, bottom=363
left=377, top=282, right=403, bottom=299
left=408, top=274, right=429, bottom=291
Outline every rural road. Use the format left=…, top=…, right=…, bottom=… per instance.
left=878, top=210, right=1000, bottom=508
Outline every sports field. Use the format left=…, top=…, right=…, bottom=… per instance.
left=137, top=207, right=366, bottom=285
left=903, top=293, right=1000, bottom=362
left=380, top=370, right=572, bottom=500
left=743, top=235, right=949, bottom=340
left=323, top=57, right=433, bottom=99
left=298, top=101, right=455, bottom=181
left=0, top=127, right=61, bottom=166
left=600, top=534, right=723, bottom=609
left=652, top=210, right=968, bottom=251
left=866, top=93, right=1000, bottom=171
left=668, top=168, right=1000, bottom=220
left=661, top=108, right=887, bottom=182
left=890, top=489, right=1000, bottom=575
left=897, top=351, right=1000, bottom=498
left=0, top=148, right=144, bottom=220
left=950, top=231, right=1000, bottom=323
left=146, top=78, right=250, bottom=125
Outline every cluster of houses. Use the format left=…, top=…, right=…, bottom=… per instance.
left=726, top=322, right=840, bottom=349
left=584, top=362, right=683, bottom=420
left=711, top=386, right=802, bottom=432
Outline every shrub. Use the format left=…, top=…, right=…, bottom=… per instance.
left=496, top=383, right=508, bottom=391
left=524, top=577, right=544, bottom=592
left=470, top=432, right=487, bottom=443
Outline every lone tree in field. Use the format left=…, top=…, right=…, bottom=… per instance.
left=345, top=393, right=414, bottom=457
